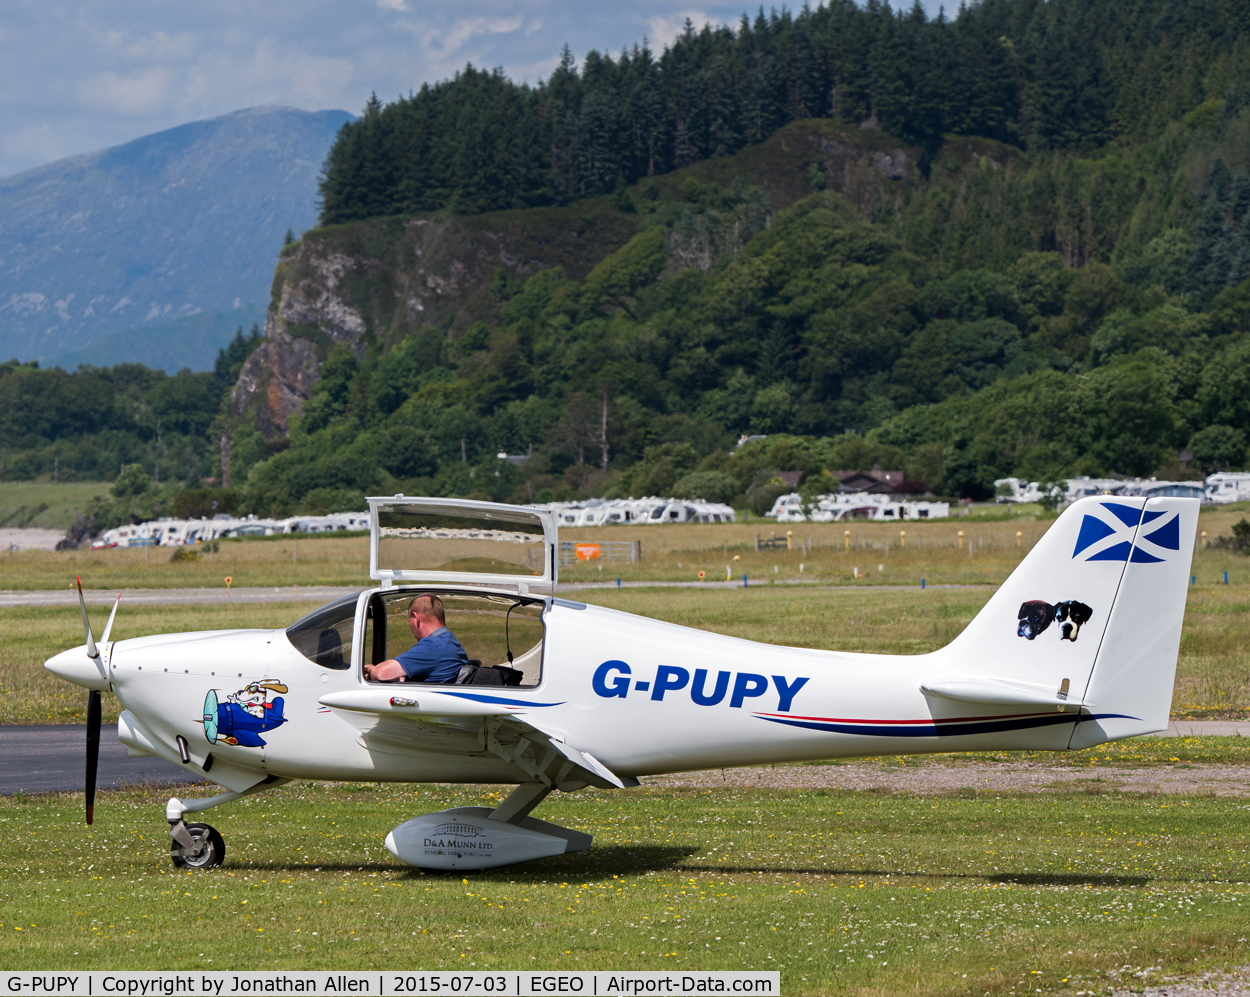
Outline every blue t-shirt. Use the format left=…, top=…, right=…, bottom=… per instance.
left=396, top=627, right=469, bottom=684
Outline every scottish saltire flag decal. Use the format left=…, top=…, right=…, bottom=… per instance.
left=1071, top=502, right=1180, bottom=563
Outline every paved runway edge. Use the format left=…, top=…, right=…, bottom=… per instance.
left=0, top=580, right=991, bottom=607
left=0, top=724, right=208, bottom=795
left=0, top=585, right=361, bottom=607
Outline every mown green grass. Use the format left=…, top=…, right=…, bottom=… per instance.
left=826, top=734, right=1250, bottom=768
left=4, top=505, right=1250, bottom=591
left=0, top=481, right=111, bottom=530
left=1, top=782, right=1246, bottom=994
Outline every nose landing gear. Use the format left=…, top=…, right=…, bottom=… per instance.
left=170, top=821, right=225, bottom=869
left=163, top=778, right=287, bottom=871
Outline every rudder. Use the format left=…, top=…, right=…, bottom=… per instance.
left=1069, top=496, right=1198, bottom=747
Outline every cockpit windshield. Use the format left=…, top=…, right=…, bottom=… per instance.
left=286, top=592, right=359, bottom=669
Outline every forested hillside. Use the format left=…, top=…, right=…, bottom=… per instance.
left=4, top=0, right=1250, bottom=526
left=319, top=0, right=1246, bottom=221
left=0, top=328, right=260, bottom=492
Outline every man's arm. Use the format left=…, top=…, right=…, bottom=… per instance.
left=364, top=658, right=406, bottom=682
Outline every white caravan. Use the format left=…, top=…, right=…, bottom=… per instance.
left=1205, top=472, right=1250, bottom=504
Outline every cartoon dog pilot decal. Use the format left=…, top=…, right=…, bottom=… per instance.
left=1016, top=600, right=1093, bottom=641
left=202, top=680, right=288, bottom=747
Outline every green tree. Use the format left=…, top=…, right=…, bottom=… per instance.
left=300, top=344, right=361, bottom=433
left=111, top=463, right=151, bottom=500
left=1188, top=424, right=1246, bottom=474
left=672, top=470, right=741, bottom=504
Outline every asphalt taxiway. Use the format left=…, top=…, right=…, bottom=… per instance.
left=0, top=724, right=208, bottom=795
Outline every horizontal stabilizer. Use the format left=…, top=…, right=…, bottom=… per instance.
left=921, top=678, right=1085, bottom=710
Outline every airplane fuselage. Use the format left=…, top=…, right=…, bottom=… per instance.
left=85, top=588, right=1093, bottom=794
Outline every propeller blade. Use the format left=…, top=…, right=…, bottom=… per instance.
left=85, top=689, right=101, bottom=825
left=75, top=576, right=98, bottom=660
left=100, top=594, right=121, bottom=644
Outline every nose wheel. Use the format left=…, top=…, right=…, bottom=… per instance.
left=170, top=821, right=225, bottom=869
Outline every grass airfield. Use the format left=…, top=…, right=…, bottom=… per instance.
left=0, top=480, right=110, bottom=531
left=2, top=781, right=1248, bottom=993
left=3, top=509, right=1250, bottom=989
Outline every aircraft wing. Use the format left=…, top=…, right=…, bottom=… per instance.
left=317, top=689, right=633, bottom=791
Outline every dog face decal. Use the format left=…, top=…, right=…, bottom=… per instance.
left=1017, top=600, right=1056, bottom=640
left=1016, top=601, right=1093, bottom=642
left=1055, top=600, right=1092, bottom=641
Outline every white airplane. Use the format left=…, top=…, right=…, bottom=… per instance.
left=46, top=494, right=1197, bottom=872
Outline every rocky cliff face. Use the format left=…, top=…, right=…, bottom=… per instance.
left=232, top=207, right=640, bottom=437
left=234, top=119, right=925, bottom=440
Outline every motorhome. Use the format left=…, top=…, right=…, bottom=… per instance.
left=1205, top=472, right=1250, bottom=504
left=769, top=492, right=949, bottom=522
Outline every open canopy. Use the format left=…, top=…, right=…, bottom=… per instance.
left=367, top=496, right=557, bottom=592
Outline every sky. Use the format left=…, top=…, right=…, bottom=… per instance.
left=0, top=0, right=945, bottom=181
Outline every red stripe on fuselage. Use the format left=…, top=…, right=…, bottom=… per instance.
left=753, top=710, right=1057, bottom=726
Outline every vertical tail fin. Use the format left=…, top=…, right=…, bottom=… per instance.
left=1069, top=496, right=1198, bottom=745
left=937, top=496, right=1197, bottom=744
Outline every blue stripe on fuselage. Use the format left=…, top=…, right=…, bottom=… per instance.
left=757, top=712, right=1136, bottom=738
left=435, top=691, right=565, bottom=708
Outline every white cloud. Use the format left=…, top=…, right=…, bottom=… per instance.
left=80, top=67, right=174, bottom=115
left=7, top=292, right=46, bottom=315
left=0, top=122, right=73, bottom=173
left=508, top=53, right=562, bottom=84
left=376, top=0, right=407, bottom=9
left=119, top=30, right=197, bottom=62
left=197, top=40, right=357, bottom=106
left=420, top=16, right=525, bottom=55
left=647, top=10, right=714, bottom=49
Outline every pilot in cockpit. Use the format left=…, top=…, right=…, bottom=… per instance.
left=363, top=594, right=468, bottom=684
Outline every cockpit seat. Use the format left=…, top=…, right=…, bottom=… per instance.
left=453, top=660, right=524, bottom=686
left=315, top=628, right=346, bottom=669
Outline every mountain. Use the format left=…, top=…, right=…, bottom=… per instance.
left=0, top=106, right=352, bottom=364
left=51, top=305, right=267, bottom=373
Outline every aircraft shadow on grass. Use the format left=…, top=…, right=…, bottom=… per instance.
left=219, top=854, right=1150, bottom=889
left=987, top=872, right=1151, bottom=887
left=405, top=845, right=702, bottom=879
left=583, top=863, right=1152, bottom=888
left=230, top=847, right=701, bottom=877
